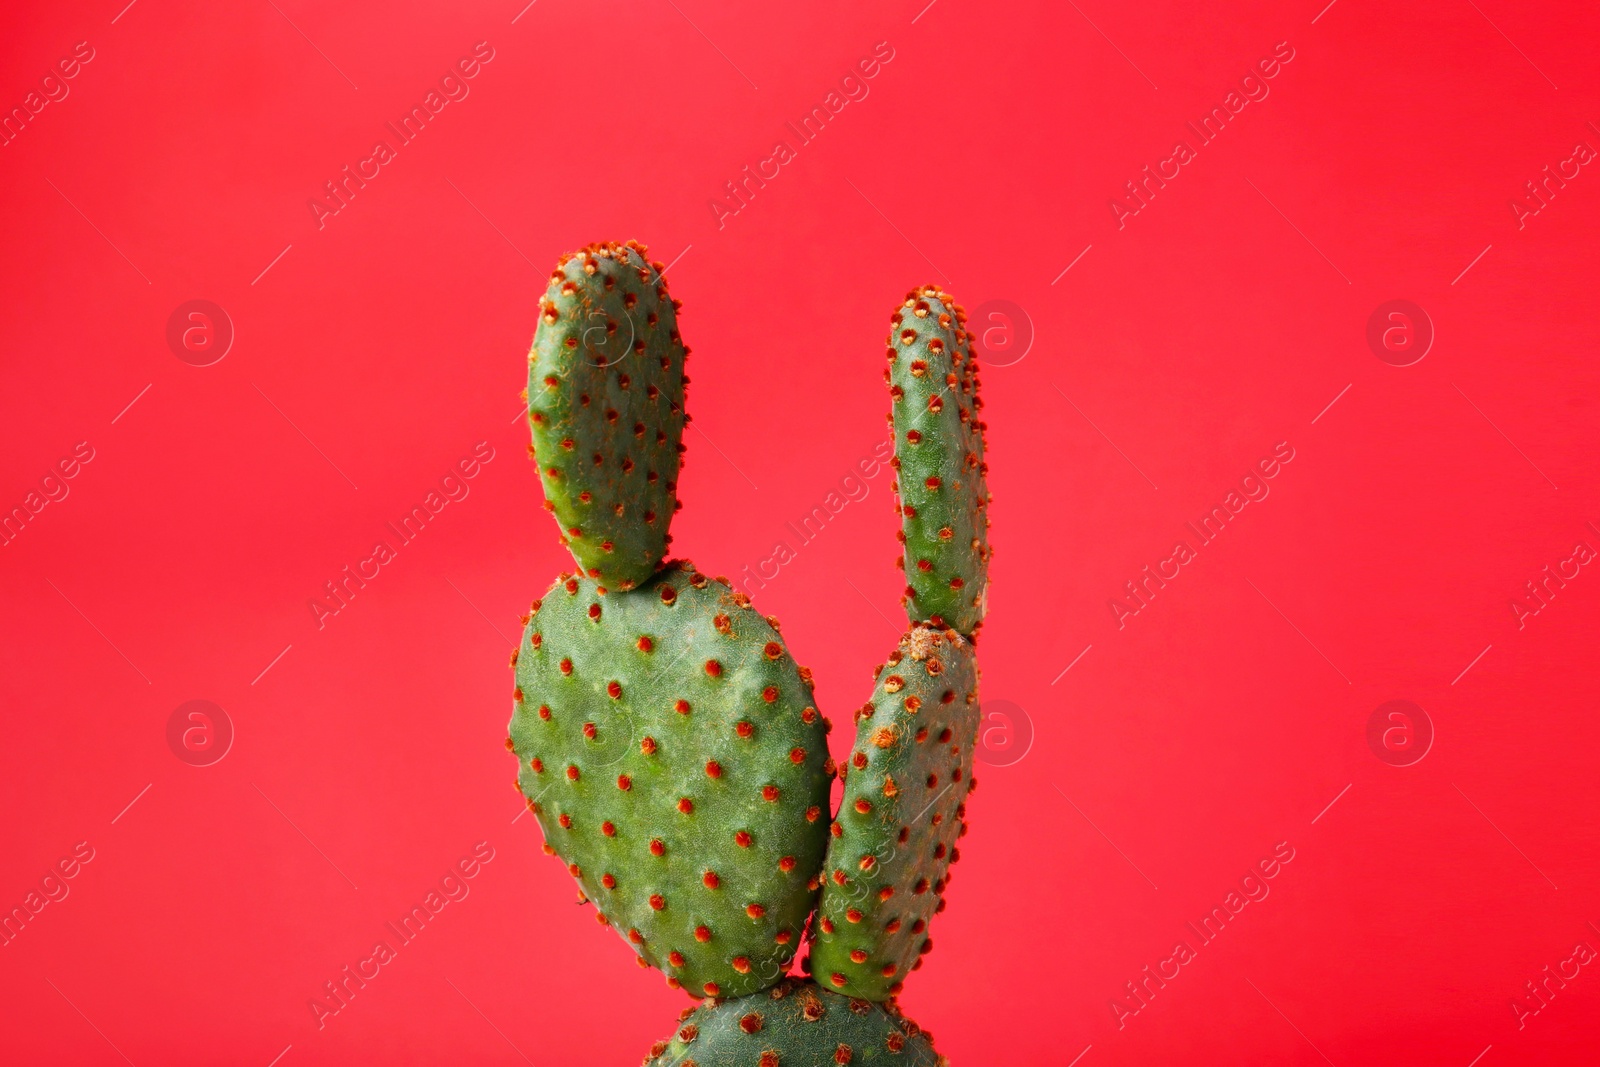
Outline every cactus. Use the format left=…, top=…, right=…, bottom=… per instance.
left=526, top=240, right=688, bottom=589
left=808, top=625, right=978, bottom=999
left=886, top=286, right=991, bottom=636
left=509, top=561, right=833, bottom=999
left=641, top=978, right=945, bottom=1066
left=506, top=251, right=994, bottom=1061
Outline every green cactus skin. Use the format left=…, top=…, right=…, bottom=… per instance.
left=885, top=286, right=991, bottom=636
left=807, top=625, right=978, bottom=1000
left=508, top=560, right=834, bottom=998
left=527, top=240, right=688, bottom=589
left=641, top=978, right=945, bottom=1067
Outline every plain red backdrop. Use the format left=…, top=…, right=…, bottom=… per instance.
left=3, top=0, right=1599, bottom=1063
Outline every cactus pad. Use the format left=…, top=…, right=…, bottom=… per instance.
left=808, top=625, right=978, bottom=1000
left=642, top=978, right=945, bottom=1066
left=886, top=286, right=991, bottom=635
left=527, top=240, right=688, bottom=588
left=508, top=561, right=832, bottom=998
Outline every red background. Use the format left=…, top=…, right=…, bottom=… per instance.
left=3, top=0, right=1599, bottom=1063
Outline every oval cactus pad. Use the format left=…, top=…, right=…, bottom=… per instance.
left=886, top=286, right=991, bottom=635
left=642, top=978, right=945, bottom=1067
left=527, top=240, right=688, bottom=589
left=508, top=561, right=832, bottom=998
left=809, top=625, right=978, bottom=1000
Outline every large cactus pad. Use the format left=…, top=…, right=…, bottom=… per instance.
left=527, top=240, right=688, bottom=588
left=886, top=286, right=991, bottom=636
left=809, top=625, right=978, bottom=999
left=508, top=561, right=832, bottom=998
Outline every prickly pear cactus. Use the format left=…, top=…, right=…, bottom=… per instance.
left=506, top=244, right=995, bottom=1059
left=886, top=286, right=991, bottom=636
left=642, top=978, right=945, bottom=1067
left=508, top=561, right=833, bottom=999
left=526, top=240, right=688, bottom=589
left=808, top=625, right=979, bottom=999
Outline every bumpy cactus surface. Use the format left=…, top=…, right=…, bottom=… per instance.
left=526, top=240, right=687, bottom=589
left=808, top=625, right=978, bottom=999
left=510, top=561, right=832, bottom=998
left=886, top=287, right=991, bottom=636
left=642, top=978, right=945, bottom=1066
left=507, top=243, right=994, bottom=1062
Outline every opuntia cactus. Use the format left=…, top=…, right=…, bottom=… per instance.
left=642, top=978, right=945, bottom=1066
left=886, top=286, right=991, bottom=635
left=525, top=240, right=687, bottom=589
left=505, top=243, right=992, bottom=1064
left=807, top=625, right=978, bottom=999
left=510, top=561, right=832, bottom=998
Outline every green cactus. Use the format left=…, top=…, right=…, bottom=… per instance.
left=507, top=244, right=995, bottom=1060
left=526, top=240, right=688, bottom=589
left=641, top=978, right=945, bottom=1067
left=508, top=560, right=833, bottom=999
left=808, top=625, right=979, bottom=999
left=886, top=286, right=991, bottom=636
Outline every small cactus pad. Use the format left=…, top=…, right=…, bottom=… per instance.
left=809, top=625, right=978, bottom=1000
left=509, top=561, right=832, bottom=998
left=886, top=286, right=991, bottom=635
left=641, top=978, right=945, bottom=1067
left=527, top=240, right=688, bottom=588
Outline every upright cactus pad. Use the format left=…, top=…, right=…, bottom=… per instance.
left=508, top=561, right=833, bottom=998
left=808, top=625, right=979, bottom=1000
left=642, top=978, right=945, bottom=1066
left=886, top=287, right=991, bottom=635
left=527, top=240, right=688, bottom=589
